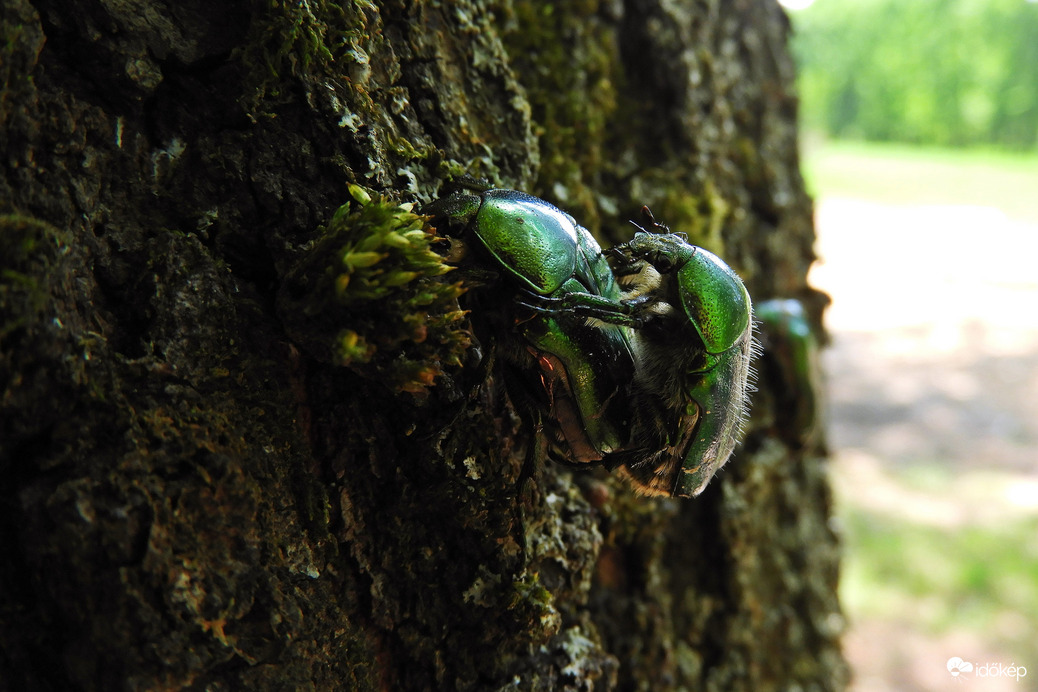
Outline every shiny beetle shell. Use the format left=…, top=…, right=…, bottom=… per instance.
left=424, top=185, right=635, bottom=465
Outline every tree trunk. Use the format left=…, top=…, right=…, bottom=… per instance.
left=1, top=0, right=846, bottom=689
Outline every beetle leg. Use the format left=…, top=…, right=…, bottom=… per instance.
left=619, top=293, right=655, bottom=309
left=516, top=290, right=651, bottom=327
left=608, top=253, right=645, bottom=277
left=517, top=288, right=669, bottom=331
left=421, top=191, right=483, bottom=226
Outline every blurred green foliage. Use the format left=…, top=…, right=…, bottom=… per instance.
left=841, top=505, right=1038, bottom=662
left=792, top=0, right=1038, bottom=149
left=802, top=139, right=1038, bottom=220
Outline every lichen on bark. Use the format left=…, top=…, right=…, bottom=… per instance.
left=276, top=184, right=470, bottom=394
left=1, top=0, right=846, bottom=689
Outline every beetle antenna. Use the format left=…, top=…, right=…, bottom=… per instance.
left=640, top=206, right=670, bottom=233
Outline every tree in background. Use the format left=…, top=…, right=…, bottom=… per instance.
left=794, top=0, right=1038, bottom=149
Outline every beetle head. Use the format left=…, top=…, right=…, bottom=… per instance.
left=616, top=232, right=751, bottom=358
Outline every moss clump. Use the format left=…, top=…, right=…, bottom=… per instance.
left=239, top=0, right=377, bottom=114
left=0, top=215, right=69, bottom=339
left=278, top=185, right=470, bottom=395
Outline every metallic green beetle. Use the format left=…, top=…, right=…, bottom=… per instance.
left=428, top=185, right=754, bottom=497
left=754, top=298, right=823, bottom=449
left=424, top=185, right=636, bottom=466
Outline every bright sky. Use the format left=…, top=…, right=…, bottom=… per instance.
left=778, top=0, right=815, bottom=9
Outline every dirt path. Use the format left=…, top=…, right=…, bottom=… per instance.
left=813, top=198, right=1038, bottom=473
left=810, top=198, right=1038, bottom=691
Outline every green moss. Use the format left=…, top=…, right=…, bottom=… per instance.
left=387, top=132, right=432, bottom=162
left=1, top=1, right=44, bottom=129
left=240, top=0, right=377, bottom=112
left=277, top=185, right=470, bottom=395
left=0, top=215, right=69, bottom=339
left=508, top=569, right=562, bottom=643
left=656, top=179, right=732, bottom=255
left=503, top=2, right=621, bottom=232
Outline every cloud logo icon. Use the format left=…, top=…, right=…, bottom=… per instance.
left=947, top=657, right=974, bottom=677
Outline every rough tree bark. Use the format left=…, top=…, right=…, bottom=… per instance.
left=1, top=0, right=846, bottom=689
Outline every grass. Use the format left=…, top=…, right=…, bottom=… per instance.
left=841, top=499, right=1038, bottom=663
left=833, top=457, right=1038, bottom=663
left=800, top=138, right=1038, bottom=223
